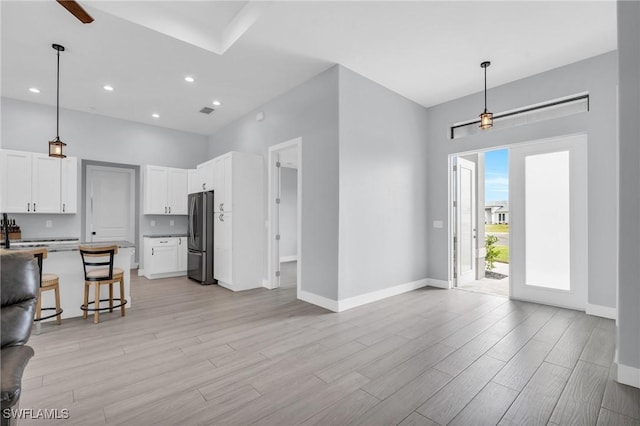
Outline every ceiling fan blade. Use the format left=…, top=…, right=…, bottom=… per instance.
left=56, top=0, right=94, bottom=24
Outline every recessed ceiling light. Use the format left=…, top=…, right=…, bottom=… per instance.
left=103, top=85, right=114, bottom=91
left=212, top=100, right=222, bottom=106
left=29, top=87, right=40, bottom=93
left=184, top=76, right=195, bottom=83
left=152, top=113, right=160, bottom=118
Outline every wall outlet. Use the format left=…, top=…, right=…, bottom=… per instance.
left=150, top=220, right=156, bottom=227
left=170, top=220, right=175, bottom=227
left=433, top=220, right=443, bottom=229
left=45, top=220, right=53, bottom=228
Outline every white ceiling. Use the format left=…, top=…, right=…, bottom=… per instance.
left=1, top=1, right=617, bottom=136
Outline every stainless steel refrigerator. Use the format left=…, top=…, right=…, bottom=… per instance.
left=187, top=191, right=216, bottom=284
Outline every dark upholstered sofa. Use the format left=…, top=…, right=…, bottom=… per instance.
left=1, top=252, right=38, bottom=425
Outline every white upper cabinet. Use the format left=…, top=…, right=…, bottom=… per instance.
left=143, top=165, right=188, bottom=215
left=31, top=154, right=61, bottom=213
left=187, top=169, right=200, bottom=194
left=0, top=149, right=76, bottom=214
left=167, top=168, right=188, bottom=215
left=1, top=150, right=32, bottom=213
left=60, top=157, right=78, bottom=214
left=213, top=154, right=233, bottom=212
left=196, top=159, right=215, bottom=192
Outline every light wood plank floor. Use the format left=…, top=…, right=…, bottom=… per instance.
left=19, top=273, right=639, bottom=425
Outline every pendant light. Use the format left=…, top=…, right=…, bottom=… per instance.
left=479, top=61, right=493, bottom=130
left=49, top=43, right=67, bottom=158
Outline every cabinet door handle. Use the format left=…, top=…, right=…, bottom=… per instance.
left=33, top=203, right=36, bottom=212
left=160, top=240, right=168, bottom=243
left=152, top=248, right=154, bottom=255
left=62, top=203, right=66, bottom=213
left=27, top=203, right=30, bottom=212
left=219, top=203, right=224, bottom=211
left=164, top=206, right=167, bottom=214
left=202, top=183, right=206, bottom=190
left=169, top=206, right=171, bottom=214
left=219, top=214, right=224, bottom=222
left=179, top=237, right=181, bottom=245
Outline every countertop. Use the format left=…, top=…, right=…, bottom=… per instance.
left=142, top=234, right=187, bottom=238
left=1, top=240, right=135, bottom=253
left=5, top=237, right=80, bottom=243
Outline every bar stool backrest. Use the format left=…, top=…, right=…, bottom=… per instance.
left=79, top=245, right=118, bottom=281
left=28, top=248, right=47, bottom=288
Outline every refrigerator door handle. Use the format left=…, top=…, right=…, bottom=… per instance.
left=188, top=197, right=194, bottom=244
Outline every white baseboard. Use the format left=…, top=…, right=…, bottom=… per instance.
left=337, top=278, right=430, bottom=312
left=426, top=278, right=451, bottom=289
left=586, top=303, right=617, bottom=320
left=298, top=290, right=339, bottom=312
left=262, top=279, right=271, bottom=289
left=617, top=363, right=640, bottom=388
left=137, top=269, right=145, bottom=276
left=280, top=255, right=297, bottom=263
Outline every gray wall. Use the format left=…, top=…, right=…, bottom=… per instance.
left=425, top=51, right=619, bottom=310
left=337, top=67, right=430, bottom=299
left=279, top=167, right=298, bottom=259
left=209, top=66, right=340, bottom=300
left=1, top=97, right=209, bottom=266
left=617, top=0, right=640, bottom=377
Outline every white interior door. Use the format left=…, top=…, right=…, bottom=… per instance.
left=509, top=134, right=587, bottom=310
left=86, top=165, right=135, bottom=243
left=456, top=157, right=477, bottom=285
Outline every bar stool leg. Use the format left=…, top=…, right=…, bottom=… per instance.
left=94, top=283, right=100, bottom=324
left=35, top=289, right=43, bottom=334
left=83, top=283, right=89, bottom=319
left=54, top=284, right=62, bottom=325
left=35, top=289, right=42, bottom=321
left=119, top=277, right=126, bottom=317
left=108, top=283, right=114, bottom=312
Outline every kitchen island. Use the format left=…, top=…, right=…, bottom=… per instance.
left=1, top=240, right=134, bottom=321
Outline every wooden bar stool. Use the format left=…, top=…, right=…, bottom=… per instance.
left=79, top=245, right=127, bottom=324
left=31, top=248, right=63, bottom=326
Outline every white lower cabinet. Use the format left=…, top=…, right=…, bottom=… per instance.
left=178, top=236, right=188, bottom=271
left=143, top=237, right=187, bottom=279
left=214, top=212, right=232, bottom=285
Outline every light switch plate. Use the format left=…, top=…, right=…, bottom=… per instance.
left=433, top=220, right=443, bottom=229
left=45, top=220, right=53, bottom=228
left=170, top=220, right=175, bottom=227
left=150, top=220, right=156, bottom=227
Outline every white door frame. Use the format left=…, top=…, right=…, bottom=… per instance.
left=448, top=132, right=589, bottom=308
left=85, top=164, right=135, bottom=245
left=267, top=137, right=302, bottom=296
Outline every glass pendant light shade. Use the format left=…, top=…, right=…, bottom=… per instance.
left=480, top=110, right=493, bottom=130
left=49, top=138, right=66, bottom=158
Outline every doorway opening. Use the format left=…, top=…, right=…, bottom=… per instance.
left=452, top=149, right=510, bottom=297
left=450, top=134, right=588, bottom=311
left=267, top=138, right=302, bottom=295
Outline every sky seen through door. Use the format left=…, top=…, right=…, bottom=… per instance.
left=485, top=149, right=509, bottom=202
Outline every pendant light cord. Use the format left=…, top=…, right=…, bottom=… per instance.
left=56, top=48, right=60, bottom=139
left=484, top=65, right=487, bottom=113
